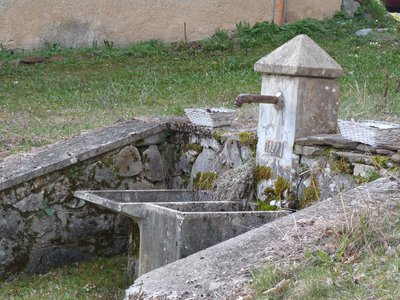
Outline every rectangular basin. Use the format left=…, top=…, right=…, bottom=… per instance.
left=75, top=189, right=289, bottom=275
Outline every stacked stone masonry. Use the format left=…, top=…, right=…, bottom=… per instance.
left=1, top=119, right=399, bottom=279
left=0, top=119, right=256, bottom=279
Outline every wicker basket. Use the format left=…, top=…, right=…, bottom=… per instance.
left=338, top=119, right=400, bottom=147
left=185, top=108, right=237, bottom=128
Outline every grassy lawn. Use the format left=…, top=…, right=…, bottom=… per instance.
left=0, top=12, right=399, bottom=157
left=0, top=255, right=128, bottom=300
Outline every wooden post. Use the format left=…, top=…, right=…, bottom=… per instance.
left=273, top=0, right=285, bottom=25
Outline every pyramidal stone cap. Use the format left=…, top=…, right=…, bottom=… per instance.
left=254, top=34, right=343, bottom=78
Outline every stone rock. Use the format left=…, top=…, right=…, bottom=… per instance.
left=153, top=181, right=167, bottom=189
left=45, top=178, right=71, bottom=203
left=118, top=179, right=155, bottom=190
left=240, top=145, right=254, bottom=162
left=171, top=176, right=185, bottom=189
left=143, top=145, right=166, bottom=182
left=33, top=176, right=47, bottom=191
left=54, top=205, right=68, bottom=230
left=342, top=0, right=361, bottom=17
left=200, top=137, right=221, bottom=151
left=67, top=215, right=112, bottom=241
left=93, top=162, right=118, bottom=188
left=21, top=56, right=47, bottom=64
left=65, top=198, right=86, bottom=209
left=134, top=132, right=167, bottom=146
left=353, top=163, right=376, bottom=177
left=114, top=146, right=143, bottom=177
left=15, top=183, right=31, bottom=199
left=384, top=144, right=400, bottom=151
left=294, top=145, right=324, bottom=156
left=319, top=173, right=356, bottom=199
left=13, top=192, right=44, bottom=212
left=295, top=134, right=359, bottom=149
left=31, top=215, right=58, bottom=239
left=375, top=149, right=395, bottom=156
left=190, top=148, right=218, bottom=183
left=0, top=239, right=14, bottom=271
left=356, top=144, right=377, bottom=154
left=391, top=153, right=400, bottom=163
left=356, top=28, right=372, bottom=36
left=1, top=189, right=17, bottom=205
left=218, top=139, right=243, bottom=169
left=332, top=151, right=373, bottom=165
left=0, top=211, right=24, bottom=239
left=175, top=150, right=198, bottom=174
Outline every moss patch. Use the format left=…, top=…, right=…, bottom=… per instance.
left=193, top=172, right=218, bottom=190
left=274, top=176, right=290, bottom=200
left=262, top=187, right=276, bottom=202
left=212, top=130, right=229, bottom=144
left=300, top=176, right=320, bottom=209
left=254, top=165, right=273, bottom=182
left=182, top=143, right=203, bottom=153
left=331, top=158, right=353, bottom=174
left=354, top=169, right=380, bottom=184
left=372, top=155, right=390, bottom=168
left=256, top=200, right=278, bottom=211
left=66, top=164, right=85, bottom=182
left=238, top=131, right=257, bottom=152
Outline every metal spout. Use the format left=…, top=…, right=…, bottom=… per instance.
left=235, top=92, right=284, bottom=109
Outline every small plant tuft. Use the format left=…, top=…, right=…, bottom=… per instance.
left=254, top=165, right=273, bottom=182
left=300, top=176, right=321, bottom=208
left=238, top=131, right=257, bottom=152
left=182, top=143, right=203, bottom=154
left=274, top=176, right=290, bottom=200
left=193, top=172, right=218, bottom=190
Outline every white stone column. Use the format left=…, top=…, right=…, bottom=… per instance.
left=254, top=34, right=343, bottom=204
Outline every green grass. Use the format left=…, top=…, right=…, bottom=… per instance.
left=251, top=209, right=400, bottom=299
left=0, top=255, right=128, bottom=300
left=1, top=13, right=399, bottom=156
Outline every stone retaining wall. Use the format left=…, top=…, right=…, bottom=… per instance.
left=0, top=120, right=170, bottom=278
left=0, top=119, right=256, bottom=279
left=1, top=118, right=398, bottom=280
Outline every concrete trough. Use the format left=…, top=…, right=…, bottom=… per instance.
left=74, top=189, right=289, bottom=276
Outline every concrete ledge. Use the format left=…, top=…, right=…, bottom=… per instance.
left=125, top=177, right=400, bottom=299
left=0, top=119, right=166, bottom=191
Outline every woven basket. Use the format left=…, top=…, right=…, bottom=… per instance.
left=338, top=119, right=400, bottom=147
left=185, top=108, right=236, bottom=128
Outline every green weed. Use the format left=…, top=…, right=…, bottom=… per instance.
left=0, top=255, right=128, bottom=300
